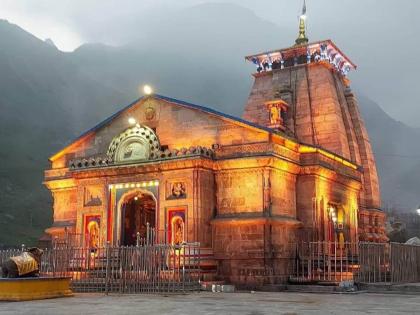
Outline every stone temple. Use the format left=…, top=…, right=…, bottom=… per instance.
left=43, top=6, right=387, bottom=285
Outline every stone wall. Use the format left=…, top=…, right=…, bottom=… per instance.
left=216, top=169, right=264, bottom=216
left=52, top=188, right=78, bottom=222
left=270, top=169, right=297, bottom=217
left=297, top=170, right=360, bottom=243
left=243, top=62, right=383, bottom=235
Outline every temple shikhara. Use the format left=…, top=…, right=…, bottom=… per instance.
left=44, top=3, right=387, bottom=285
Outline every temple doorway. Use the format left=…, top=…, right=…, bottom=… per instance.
left=121, top=192, right=156, bottom=246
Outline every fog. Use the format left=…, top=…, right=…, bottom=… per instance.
left=1, top=0, right=419, bottom=126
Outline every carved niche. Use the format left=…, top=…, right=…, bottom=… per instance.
left=264, top=99, right=289, bottom=130
left=166, top=181, right=187, bottom=200
left=107, top=125, right=161, bottom=163
left=143, top=99, right=160, bottom=122
left=83, top=185, right=103, bottom=207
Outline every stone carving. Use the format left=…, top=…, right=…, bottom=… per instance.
left=155, top=146, right=214, bottom=160
left=172, top=216, right=184, bottom=245
left=269, top=105, right=281, bottom=125
left=87, top=220, right=100, bottom=249
left=168, top=208, right=186, bottom=245
left=144, top=105, right=156, bottom=121
left=68, top=146, right=215, bottom=170
left=215, top=143, right=271, bottom=159
left=1, top=248, right=44, bottom=278
left=265, top=100, right=288, bottom=130
left=122, top=140, right=148, bottom=160
left=85, top=215, right=101, bottom=249
left=168, top=182, right=187, bottom=199
left=83, top=186, right=102, bottom=207
left=107, top=125, right=161, bottom=163
left=69, top=156, right=113, bottom=169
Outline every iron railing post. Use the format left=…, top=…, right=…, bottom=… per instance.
left=105, top=241, right=111, bottom=295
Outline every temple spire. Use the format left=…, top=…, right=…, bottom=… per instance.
left=295, top=0, right=309, bottom=45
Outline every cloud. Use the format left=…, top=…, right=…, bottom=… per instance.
left=0, top=0, right=419, bottom=126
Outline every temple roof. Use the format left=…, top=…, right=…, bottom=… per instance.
left=49, top=93, right=361, bottom=174
left=245, top=39, right=357, bottom=75
left=49, top=94, right=286, bottom=161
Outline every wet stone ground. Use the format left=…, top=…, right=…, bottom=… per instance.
left=1, top=291, right=419, bottom=314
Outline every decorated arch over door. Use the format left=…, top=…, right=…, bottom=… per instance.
left=107, top=181, right=159, bottom=245
left=107, top=125, right=161, bottom=163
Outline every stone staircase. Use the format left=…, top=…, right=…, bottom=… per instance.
left=290, top=254, right=358, bottom=285
left=198, top=247, right=221, bottom=281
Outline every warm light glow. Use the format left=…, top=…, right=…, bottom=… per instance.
left=128, top=117, right=136, bottom=125
left=111, top=181, right=159, bottom=190
left=299, top=146, right=317, bottom=154
left=299, top=145, right=358, bottom=170
left=143, top=85, right=153, bottom=95
left=134, top=196, right=138, bottom=201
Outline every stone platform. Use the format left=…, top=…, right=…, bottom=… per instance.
left=357, top=282, right=420, bottom=294
left=0, top=277, right=73, bottom=301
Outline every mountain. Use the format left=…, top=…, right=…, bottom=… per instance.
left=0, top=19, right=128, bottom=246
left=0, top=4, right=419, bottom=246
left=358, top=95, right=420, bottom=210
left=44, top=38, right=57, bottom=48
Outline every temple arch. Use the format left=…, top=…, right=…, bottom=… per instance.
left=107, top=125, right=161, bottom=163
left=116, top=189, right=157, bottom=246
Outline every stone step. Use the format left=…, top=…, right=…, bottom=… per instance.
left=357, top=282, right=420, bottom=294
left=285, top=284, right=356, bottom=293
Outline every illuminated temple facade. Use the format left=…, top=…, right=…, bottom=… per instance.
left=44, top=11, right=387, bottom=285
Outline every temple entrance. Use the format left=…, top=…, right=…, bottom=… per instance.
left=121, top=192, right=156, bottom=246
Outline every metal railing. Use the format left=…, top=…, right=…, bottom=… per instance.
left=293, top=241, right=358, bottom=283
left=1, top=243, right=201, bottom=294
left=357, top=242, right=390, bottom=283
left=0, top=247, right=23, bottom=265
left=4, top=241, right=420, bottom=288
left=357, top=242, right=420, bottom=284
left=52, top=225, right=169, bottom=248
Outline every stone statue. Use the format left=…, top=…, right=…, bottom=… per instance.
left=1, top=248, right=44, bottom=278
left=172, top=217, right=184, bottom=245
left=269, top=105, right=281, bottom=125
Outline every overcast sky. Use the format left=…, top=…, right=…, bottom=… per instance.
left=1, top=0, right=419, bottom=127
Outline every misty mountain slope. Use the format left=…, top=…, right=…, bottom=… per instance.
left=0, top=3, right=419, bottom=246
left=0, top=20, right=129, bottom=246
left=70, top=3, right=292, bottom=115
left=358, top=95, right=420, bottom=210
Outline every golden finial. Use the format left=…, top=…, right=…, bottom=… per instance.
left=295, top=0, right=308, bottom=45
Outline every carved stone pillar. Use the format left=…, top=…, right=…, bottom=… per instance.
left=263, top=169, right=271, bottom=215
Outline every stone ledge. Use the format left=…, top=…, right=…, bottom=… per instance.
left=211, top=215, right=302, bottom=227
left=0, top=277, right=73, bottom=301
left=357, top=282, right=420, bottom=294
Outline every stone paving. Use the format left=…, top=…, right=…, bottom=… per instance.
left=1, top=291, right=420, bottom=315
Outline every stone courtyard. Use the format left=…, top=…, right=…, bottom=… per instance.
left=1, top=292, right=419, bottom=314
